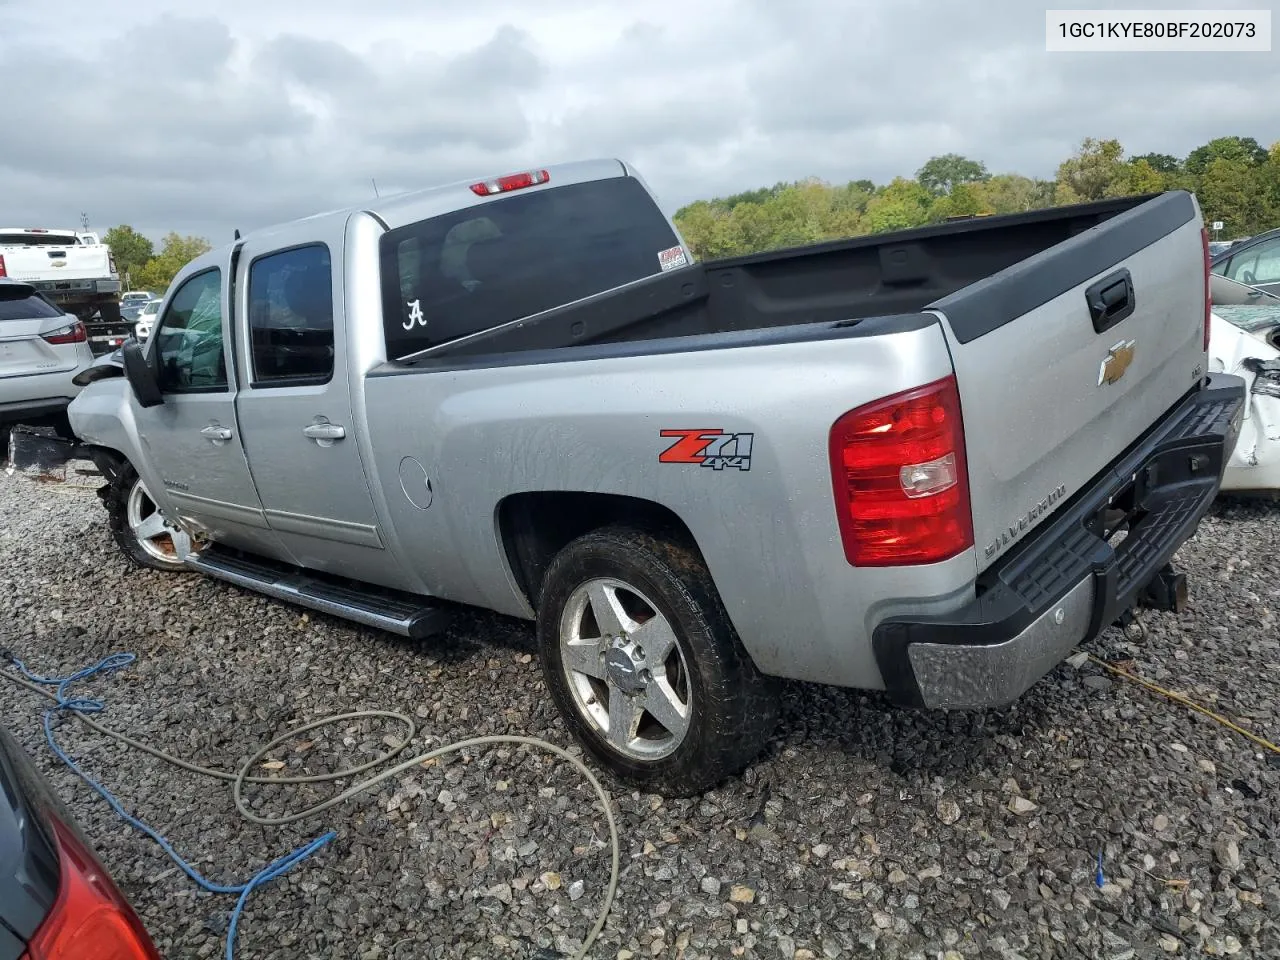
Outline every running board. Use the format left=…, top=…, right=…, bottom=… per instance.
left=187, top=548, right=452, bottom=639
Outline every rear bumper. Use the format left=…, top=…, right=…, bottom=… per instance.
left=873, top=373, right=1246, bottom=709
left=0, top=369, right=84, bottom=423
left=29, top=279, right=119, bottom=298
left=0, top=397, right=73, bottom=422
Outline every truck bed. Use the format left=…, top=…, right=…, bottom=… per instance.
left=387, top=194, right=1162, bottom=364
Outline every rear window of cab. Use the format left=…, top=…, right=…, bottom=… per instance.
left=378, top=176, right=682, bottom=361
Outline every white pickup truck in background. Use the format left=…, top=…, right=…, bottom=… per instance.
left=0, top=229, right=129, bottom=356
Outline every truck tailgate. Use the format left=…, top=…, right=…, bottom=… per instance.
left=0, top=246, right=111, bottom=283
left=931, top=192, right=1207, bottom=572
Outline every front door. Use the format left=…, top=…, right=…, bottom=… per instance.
left=132, top=262, right=289, bottom=560
left=232, top=236, right=412, bottom=590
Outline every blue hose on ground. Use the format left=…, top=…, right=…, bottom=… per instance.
left=8, top=653, right=336, bottom=960
left=3, top=651, right=621, bottom=960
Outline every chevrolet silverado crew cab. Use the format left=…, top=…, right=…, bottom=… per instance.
left=0, top=228, right=127, bottom=355
left=65, top=160, right=1244, bottom=794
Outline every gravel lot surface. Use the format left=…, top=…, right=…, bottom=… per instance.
left=2, top=473, right=1279, bottom=960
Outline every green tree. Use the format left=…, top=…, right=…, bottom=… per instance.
left=130, top=233, right=213, bottom=294
left=103, top=225, right=154, bottom=286
left=1129, top=153, right=1180, bottom=174
left=974, top=174, right=1055, bottom=214
left=1105, top=159, right=1167, bottom=198
left=1185, top=136, right=1268, bottom=176
left=929, top=182, right=992, bottom=221
left=863, top=178, right=933, bottom=233
left=1196, top=158, right=1267, bottom=236
left=916, top=154, right=989, bottom=195
left=1055, top=138, right=1126, bottom=203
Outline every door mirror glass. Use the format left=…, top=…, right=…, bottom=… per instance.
left=122, top=340, right=163, bottom=407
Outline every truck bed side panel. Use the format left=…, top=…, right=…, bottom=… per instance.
left=362, top=320, right=967, bottom=688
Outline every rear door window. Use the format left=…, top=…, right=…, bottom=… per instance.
left=379, top=176, right=681, bottom=359
left=247, top=244, right=335, bottom=386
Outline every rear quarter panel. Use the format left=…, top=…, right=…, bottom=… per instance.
left=363, top=320, right=975, bottom=688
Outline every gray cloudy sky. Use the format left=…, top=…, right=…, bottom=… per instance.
left=1, top=0, right=1276, bottom=244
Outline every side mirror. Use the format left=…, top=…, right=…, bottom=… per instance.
left=122, top=339, right=163, bottom=408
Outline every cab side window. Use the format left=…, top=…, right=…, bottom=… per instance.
left=153, top=269, right=227, bottom=393
left=248, top=245, right=334, bottom=386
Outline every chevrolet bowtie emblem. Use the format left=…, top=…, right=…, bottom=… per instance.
left=1098, top=338, right=1136, bottom=386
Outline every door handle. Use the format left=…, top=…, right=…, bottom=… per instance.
left=200, top=424, right=233, bottom=442
left=303, top=422, right=346, bottom=442
left=1085, top=268, right=1136, bottom=333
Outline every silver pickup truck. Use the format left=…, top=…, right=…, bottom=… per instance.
left=66, top=159, right=1245, bottom=794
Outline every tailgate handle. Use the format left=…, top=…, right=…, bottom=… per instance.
left=1086, top=269, right=1135, bottom=333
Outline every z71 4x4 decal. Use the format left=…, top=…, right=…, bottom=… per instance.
left=659, top=429, right=754, bottom=471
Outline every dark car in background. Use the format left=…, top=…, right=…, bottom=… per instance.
left=0, top=723, right=159, bottom=960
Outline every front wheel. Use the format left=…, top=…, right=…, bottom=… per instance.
left=537, top=526, right=778, bottom=796
left=104, top=463, right=194, bottom=571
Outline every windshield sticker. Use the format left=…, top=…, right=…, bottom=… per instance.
left=657, top=245, right=688, bottom=272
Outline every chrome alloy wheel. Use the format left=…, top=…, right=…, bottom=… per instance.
left=125, top=476, right=192, bottom=565
left=559, top=577, right=692, bottom=761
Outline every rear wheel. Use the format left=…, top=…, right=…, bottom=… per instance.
left=537, top=526, right=778, bottom=796
left=104, top=463, right=193, bottom=571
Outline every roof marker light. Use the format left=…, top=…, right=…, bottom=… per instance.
left=469, top=169, right=550, bottom=196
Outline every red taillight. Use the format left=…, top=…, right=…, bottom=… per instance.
left=26, top=821, right=160, bottom=960
left=0, top=254, right=7, bottom=278
left=469, top=169, right=550, bottom=196
left=829, top=375, right=974, bottom=567
left=42, top=321, right=87, bottom=345
left=1201, top=226, right=1212, bottom=352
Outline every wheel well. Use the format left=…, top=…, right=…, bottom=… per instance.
left=498, top=492, right=698, bottom=607
left=78, top=445, right=128, bottom=485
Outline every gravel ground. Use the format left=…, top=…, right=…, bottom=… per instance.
left=2, top=472, right=1279, bottom=960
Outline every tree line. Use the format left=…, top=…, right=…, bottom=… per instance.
left=673, top=135, right=1280, bottom=261
left=102, top=226, right=212, bottom=293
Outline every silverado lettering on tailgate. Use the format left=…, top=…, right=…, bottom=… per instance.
left=984, top=483, right=1068, bottom=560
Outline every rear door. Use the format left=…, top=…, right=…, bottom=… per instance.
left=931, top=191, right=1209, bottom=570
left=232, top=228, right=412, bottom=590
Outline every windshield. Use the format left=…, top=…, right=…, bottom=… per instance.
left=140, top=301, right=160, bottom=317
left=0, top=232, right=78, bottom=247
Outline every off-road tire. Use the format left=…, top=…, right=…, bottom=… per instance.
left=537, top=525, right=778, bottom=796
left=104, top=462, right=188, bottom=572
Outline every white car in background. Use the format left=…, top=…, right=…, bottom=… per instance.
left=133, top=298, right=160, bottom=341
left=1209, top=273, right=1280, bottom=495
left=0, top=279, right=94, bottom=437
